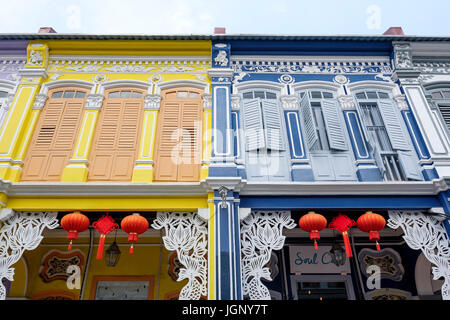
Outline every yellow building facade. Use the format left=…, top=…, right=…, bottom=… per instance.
left=0, top=38, right=216, bottom=300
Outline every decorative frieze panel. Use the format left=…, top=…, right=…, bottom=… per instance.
left=240, top=211, right=296, bottom=300
left=232, top=56, right=392, bottom=74
left=387, top=210, right=450, bottom=300
left=0, top=58, right=26, bottom=82
left=0, top=211, right=58, bottom=300
left=39, top=249, right=85, bottom=283
left=393, top=43, right=413, bottom=69
left=151, top=212, right=207, bottom=300
left=48, top=56, right=211, bottom=74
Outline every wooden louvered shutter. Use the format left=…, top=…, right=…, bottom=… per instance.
left=261, top=99, right=285, bottom=151
left=88, top=89, right=143, bottom=181
left=242, top=99, right=265, bottom=151
left=378, top=100, right=409, bottom=151
left=154, top=101, right=180, bottom=181
left=154, top=88, right=203, bottom=182
left=321, top=99, right=348, bottom=151
left=300, top=94, right=319, bottom=150
left=21, top=88, right=85, bottom=181
left=178, top=100, right=202, bottom=181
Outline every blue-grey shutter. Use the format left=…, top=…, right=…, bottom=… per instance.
left=356, top=103, right=385, bottom=177
left=242, top=98, right=265, bottom=151
left=261, top=99, right=285, bottom=151
left=378, top=100, right=409, bottom=151
left=397, top=150, right=422, bottom=181
left=300, top=94, right=319, bottom=150
left=321, top=99, right=348, bottom=151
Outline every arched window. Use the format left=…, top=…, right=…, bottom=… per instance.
left=153, top=87, right=203, bottom=182
left=21, top=87, right=87, bottom=181
left=354, top=90, right=421, bottom=181
left=88, top=87, right=145, bottom=181
left=241, top=89, right=290, bottom=181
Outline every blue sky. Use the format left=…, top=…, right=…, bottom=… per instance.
left=0, top=0, right=449, bottom=36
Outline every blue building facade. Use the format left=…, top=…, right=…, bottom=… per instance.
left=207, top=35, right=450, bottom=300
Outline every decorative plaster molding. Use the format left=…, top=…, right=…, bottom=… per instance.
left=231, top=94, right=240, bottom=110
left=280, top=95, right=299, bottom=110
left=144, top=94, right=161, bottom=110
left=393, top=42, right=413, bottom=69
left=85, top=94, right=104, bottom=110
left=201, top=94, right=212, bottom=110
left=338, top=95, right=357, bottom=110
left=207, top=68, right=234, bottom=78
left=31, top=94, right=48, bottom=110
left=214, top=50, right=228, bottom=67
left=393, top=94, right=410, bottom=111
left=18, top=68, right=48, bottom=79
left=232, top=56, right=392, bottom=74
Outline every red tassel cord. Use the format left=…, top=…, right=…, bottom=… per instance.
left=342, top=231, right=353, bottom=257
left=130, top=243, right=134, bottom=254
left=314, top=239, right=318, bottom=250
left=68, top=240, right=73, bottom=251
left=97, top=234, right=106, bottom=260
left=376, top=241, right=381, bottom=251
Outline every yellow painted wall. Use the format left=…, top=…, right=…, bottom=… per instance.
left=9, top=235, right=187, bottom=300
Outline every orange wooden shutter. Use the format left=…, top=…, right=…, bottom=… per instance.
left=21, top=88, right=86, bottom=181
left=154, top=88, right=202, bottom=182
left=88, top=88, right=144, bottom=181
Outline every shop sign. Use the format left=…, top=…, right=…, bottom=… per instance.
left=289, top=245, right=351, bottom=274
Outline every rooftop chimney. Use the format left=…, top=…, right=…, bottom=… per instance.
left=214, top=27, right=226, bottom=35
left=383, top=27, right=404, bottom=35
left=38, top=27, right=57, bottom=34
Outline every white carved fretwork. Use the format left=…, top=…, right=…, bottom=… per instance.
left=240, top=211, right=296, bottom=300
left=0, top=211, right=58, bottom=299
left=387, top=210, right=450, bottom=300
left=151, top=212, right=207, bottom=300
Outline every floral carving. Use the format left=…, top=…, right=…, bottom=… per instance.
left=151, top=212, right=207, bottom=300
left=240, top=211, right=295, bottom=300
left=28, top=50, right=44, bottom=66
left=387, top=210, right=450, bottom=300
left=0, top=211, right=58, bottom=299
left=214, top=50, right=229, bottom=67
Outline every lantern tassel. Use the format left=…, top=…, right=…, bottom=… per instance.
left=314, top=239, right=318, bottom=250
left=68, top=240, right=72, bottom=251
left=342, top=231, right=353, bottom=257
left=96, top=234, right=106, bottom=260
left=130, top=243, right=134, bottom=254
left=376, top=241, right=381, bottom=251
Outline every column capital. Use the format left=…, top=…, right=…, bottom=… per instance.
left=338, top=94, right=357, bottom=110
left=85, top=94, right=104, bottom=110
left=202, top=93, right=212, bottom=110
left=144, top=94, right=161, bottom=110
left=280, top=94, right=299, bottom=110
left=31, top=93, right=48, bottom=110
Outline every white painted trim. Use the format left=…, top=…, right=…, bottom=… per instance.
left=39, top=79, right=95, bottom=95
left=286, top=111, right=305, bottom=158
left=233, top=80, right=284, bottom=92
left=0, top=80, right=16, bottom=92
left=156, top=79, right=209, bottom=94
left=98, top=79, right=151, bottom=94
left=346, top=80, right=400, bottom=95
left=231, top=55, right=391, bottom=63
left=291, top=80, right=341, bottom=92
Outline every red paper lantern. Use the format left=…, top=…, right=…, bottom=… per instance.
left=121, top=213, right=149, bottom=254
left=357, top=211, right=386, bottom=251
left=298, top=212, right=327, bottom=250
left=328, top=213, right=356, bottom=258
left=60, top=211, right=90, bottom=250
left=92, top=213, right=119, bottom=260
